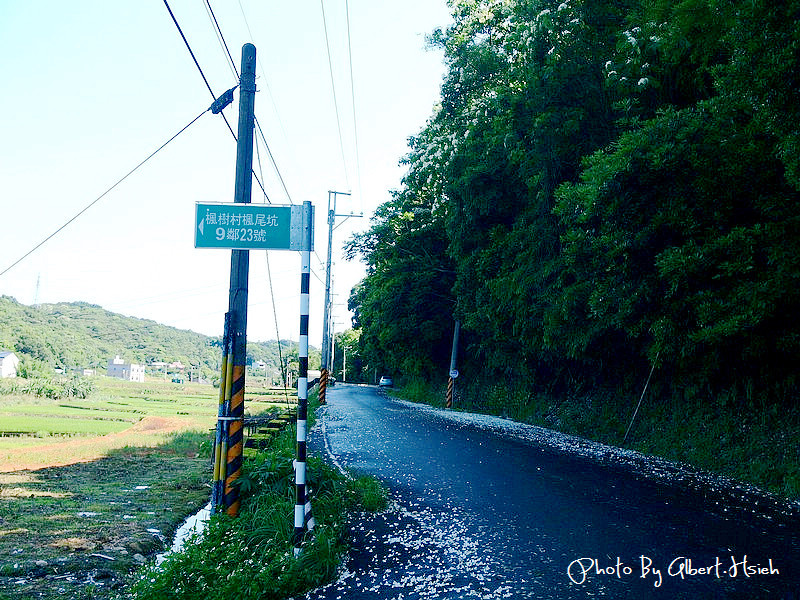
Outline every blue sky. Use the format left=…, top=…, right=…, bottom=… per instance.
left=0, top=1, right=452, bottom=345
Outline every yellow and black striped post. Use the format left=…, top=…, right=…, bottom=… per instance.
left=224, top=354, right=246, bottom=516
left=446, top=376, right=454, bottom=409
left=319, top=368, right=328, bottom=405
left=211, top=313, right=233, bottom=511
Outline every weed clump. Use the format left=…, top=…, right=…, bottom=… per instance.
left=126, top=423, right=388, bottom=600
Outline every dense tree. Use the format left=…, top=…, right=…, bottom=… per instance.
left=347, top=185, right=455, bottom=382
left=347, top=0, right=800, bottom=407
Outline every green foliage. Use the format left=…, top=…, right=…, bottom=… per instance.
left=347, top=190, right=456, bottom=381
left=0, top=296, right=315, bottom=383
left=156, top=430, right=213, bottom=459
left=347, top=475, right=389, bottom=512
left=347, top=0, right=800, bottom=397
left=0, top=374, right=94, bottom=400
left=330, top=329, right=361, bottom=382
left=127, top=423, right=387, bottom=600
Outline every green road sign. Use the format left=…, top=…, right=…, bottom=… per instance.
left=195, top=203, right=312, bottom=251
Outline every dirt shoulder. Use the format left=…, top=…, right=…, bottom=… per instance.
left=0, top=434, right=210, bottom=599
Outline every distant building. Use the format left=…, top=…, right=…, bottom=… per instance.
left=72, top=367, right=96, bottom=377
left=0, top=351, right=19, bottom=378
left=107, top=355, right=145, bottom=382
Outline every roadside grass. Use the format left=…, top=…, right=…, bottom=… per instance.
left=127, top=393, right=389, bottom=600
left=392, top=378, right=800, bottom=501
left=0, top=377, right=313, bottom=600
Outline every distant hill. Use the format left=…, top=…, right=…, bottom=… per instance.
left=0, top=296, right=315, bottom=380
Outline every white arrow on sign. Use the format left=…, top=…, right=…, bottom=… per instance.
left=198, top=218, right=204, bottom=236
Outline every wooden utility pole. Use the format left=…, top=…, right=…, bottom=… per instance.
left=223, top=43, right=257, bottom=517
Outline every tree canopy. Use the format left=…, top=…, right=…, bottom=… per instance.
left=347, top=0, right=800, bottom=405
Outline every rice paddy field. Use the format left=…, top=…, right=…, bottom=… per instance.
left=0, top=376, right=294, bottom=472
left=0, top=375, right=298, bottom=600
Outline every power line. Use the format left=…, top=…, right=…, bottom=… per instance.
left=0, top=107, right=209, bottom=279
left=320, top=0, right=350, bottom=189
left=163, top=0, right=271, bottom=201
left=163, top=0, right=236, bottom=140
left=255, top=118, right=293, bottom=204
left=204, top=0, right=293, bottom=204
left=205, top=0, right=239, bottom=79
left=238, top=0, right=299, bottom=180
left=345, top=0, right=364, bottom=208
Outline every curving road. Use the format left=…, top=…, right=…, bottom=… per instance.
left=303, top=384, right=800, bottom=600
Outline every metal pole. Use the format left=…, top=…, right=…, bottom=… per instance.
left=223, top=43, right=257, bottom=517
left=294, top=201, right=313, bottom=555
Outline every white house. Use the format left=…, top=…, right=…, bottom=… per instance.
left=0, top=351, right=19, bottom=378
left=107, top=355, right=145, bottom=383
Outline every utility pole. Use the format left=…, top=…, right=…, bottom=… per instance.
left=446, top=320, right=460, bottom=409
left=319, top=190, right=361, bottom=404
left=330, top=328, right=336, bottom=382
left=222, top=43, right=257, bottom=517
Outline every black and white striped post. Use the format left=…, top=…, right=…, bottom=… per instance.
left=294, top=201, right=313, bottom=555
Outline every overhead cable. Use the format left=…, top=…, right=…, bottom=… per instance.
left=255, top=118, right=293, bottom=204
left=204, top=0, right=293, bottom=204
left=320, top=0, right=350, bottom=188
left=163, top=0, right=271, bottom=201
left=238, top=0, right=298, bottom=179
left=345, top=0, right=364, bottom=207
left=0, top=106, right=209, bottom=279
left=205, top=0, right=239, bottom=79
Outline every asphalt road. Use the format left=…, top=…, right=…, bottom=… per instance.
left=302, top=384, right=800, bottom=600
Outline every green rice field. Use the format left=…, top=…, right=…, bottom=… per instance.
left=0, top=376, right=296, bottom=469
